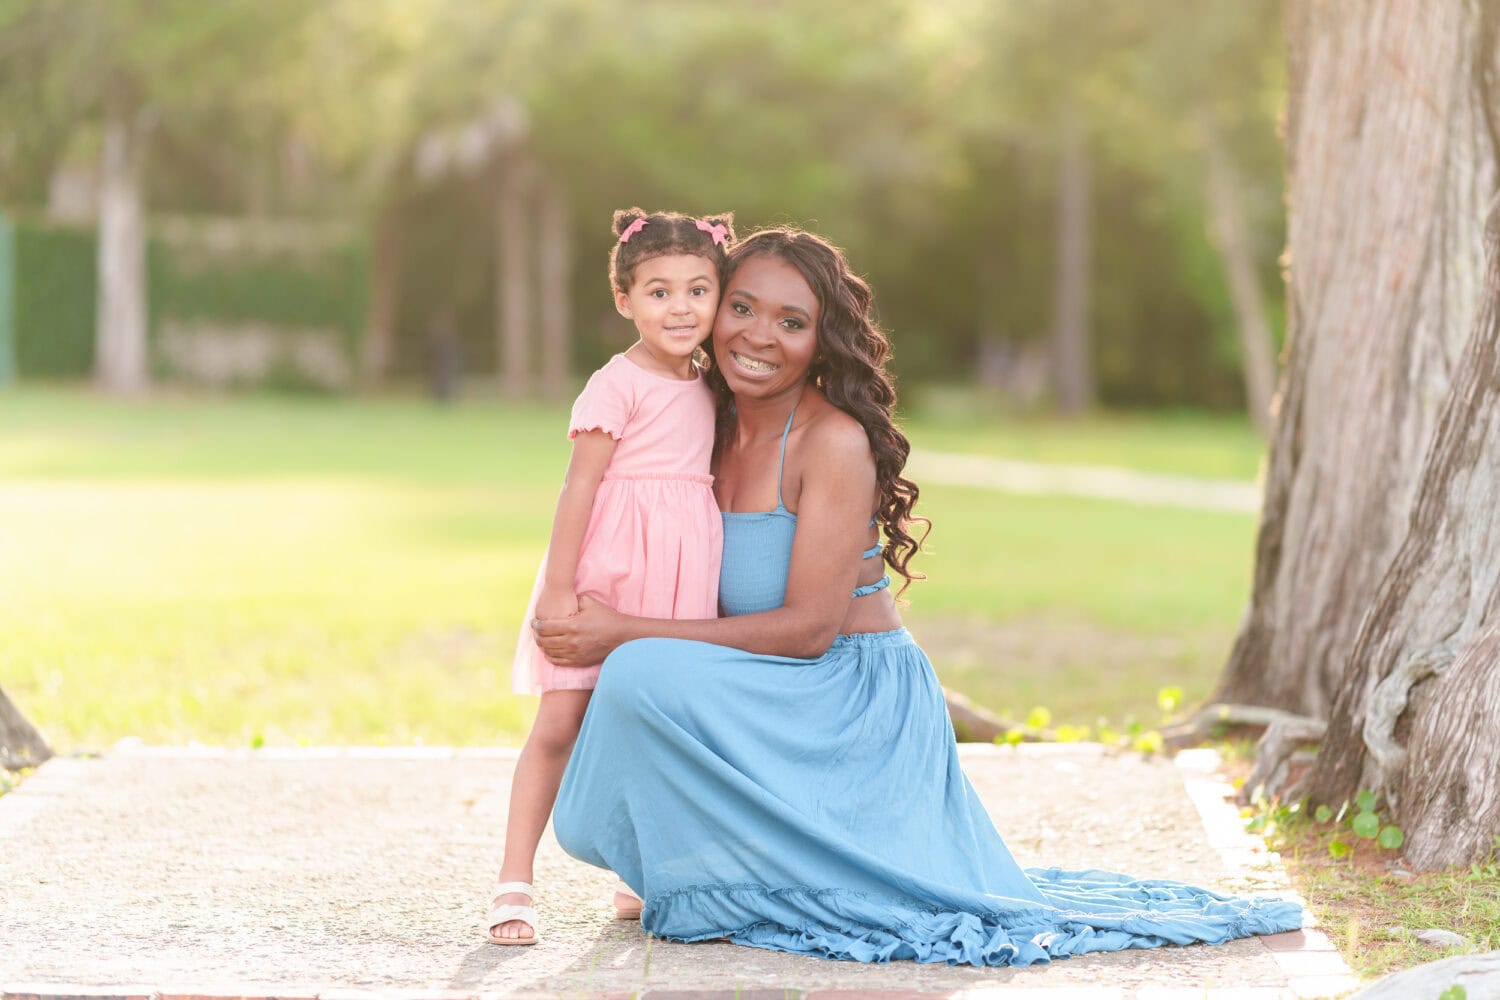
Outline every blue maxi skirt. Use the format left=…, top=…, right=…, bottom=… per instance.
left=552, top=628, right=1301, bottom=966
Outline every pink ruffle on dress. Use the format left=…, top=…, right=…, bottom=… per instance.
left=512, top=353, right=723, bottom=694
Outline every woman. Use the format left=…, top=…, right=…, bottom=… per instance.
left=532, top=228, right=1301, bottom=966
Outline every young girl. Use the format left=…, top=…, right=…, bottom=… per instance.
left=487, top=208, right=734, bottom=946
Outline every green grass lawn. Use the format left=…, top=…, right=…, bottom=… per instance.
left=0, top=387, right=1262, bottom=749
left=905, top=384, right=1267, bottom=480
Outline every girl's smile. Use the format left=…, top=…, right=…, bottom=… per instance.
left=616, top=253, right=721, bottom=377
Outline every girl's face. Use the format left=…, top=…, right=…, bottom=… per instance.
left=615, top=253, right=720, bottom=365
left=712, top=254, right=820, bottom=400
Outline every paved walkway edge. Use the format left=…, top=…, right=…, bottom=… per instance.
left=3, top=744, right=1359, bottom=1000
left=0, top=985, right=1316, bottom=1000
left=1174, top=749, right=1357, bottom=999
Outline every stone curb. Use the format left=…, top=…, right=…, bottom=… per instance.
left=1, top=986, right=1309, bottom=999
left=1174, top=751, right=1358, bottom=1000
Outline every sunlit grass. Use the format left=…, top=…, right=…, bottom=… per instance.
left=1, top=387, right=1260, bottom=749
left=1, top=480, right=537, bottom=749
left=908, top=383, right=1266, bottom=481
left=1268, top=817, right=1500, bottom=980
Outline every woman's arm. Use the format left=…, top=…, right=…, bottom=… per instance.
left=534, top=417, right=875, bottom=663
left=533, top=430, right=617, bottom=620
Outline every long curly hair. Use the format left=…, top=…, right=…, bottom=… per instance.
left=705, top=228, right=930, bottom=594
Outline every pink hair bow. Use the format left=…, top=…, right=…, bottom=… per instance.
left=618, top=217, right=648, bottom=243
left=695, top=219, right=729, bottom=247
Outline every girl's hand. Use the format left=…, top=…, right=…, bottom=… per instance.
left=533, top=595, right=625, bottom=666
left=535, top=583, right=580, bottom=623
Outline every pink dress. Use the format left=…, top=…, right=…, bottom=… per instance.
left=511, top=353, right=723, bottom=694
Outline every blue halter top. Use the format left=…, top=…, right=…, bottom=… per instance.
left=718, top=407, right=891, bottom=617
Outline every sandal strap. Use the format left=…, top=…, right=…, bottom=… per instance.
left=493, top=880, right=534, bottom=899
left=487, top=903, right=539, bottom=933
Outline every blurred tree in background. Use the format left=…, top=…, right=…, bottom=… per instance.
left=0, top=0, right=317, bottom=391
left=0, top=0, right=1286, bottom=414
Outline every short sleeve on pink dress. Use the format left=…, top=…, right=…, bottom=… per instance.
left=512, top=354, right=721, bottom=696
left=568, top=363, right=634, bottom=441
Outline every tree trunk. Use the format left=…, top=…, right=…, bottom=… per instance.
left=360, top=202, right=402, bottom=386
left=1305, top=195, right=1500, bottom=870
left=1203, top=122, right=1277, bottom=438
left=1, top=686, right=52, bottom=770
left=94, top=82, right=149, bottom=395
left=1211, top=0, right=1496, bottom=719
left=1050, top=114, right=1092, bottom=414
left=496, top=155, right=535, bottom=399
left=537, top=176, right=572, bottom=400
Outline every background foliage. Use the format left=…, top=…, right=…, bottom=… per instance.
left=0, top=0, right=1287, bottom=408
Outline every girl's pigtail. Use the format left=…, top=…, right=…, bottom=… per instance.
left=613, top=208, right=648, bottom=238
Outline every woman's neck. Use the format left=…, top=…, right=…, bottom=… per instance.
left=730, top=383, right=806, bottom=445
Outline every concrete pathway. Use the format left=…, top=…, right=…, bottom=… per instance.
left=906, top=451, right=1261, bottom=514
left=0, top=744, right=1353, bottom=1000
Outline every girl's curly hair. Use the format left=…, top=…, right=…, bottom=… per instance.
left=608, top=207, right=735, bottom=292
left=705, top=228, right=930, bottom=594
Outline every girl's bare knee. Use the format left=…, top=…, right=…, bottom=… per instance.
left=528, top=690, right=591, bottom=754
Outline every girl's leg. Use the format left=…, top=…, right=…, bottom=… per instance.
left=491, top=688, right=592, bottom=942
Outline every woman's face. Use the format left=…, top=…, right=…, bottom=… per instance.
left=712, top=254, right=820, bottom=400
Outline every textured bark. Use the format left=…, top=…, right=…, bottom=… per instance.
left=1213, top=0, right=1496, bottom=718
left=1401, top=622, right=1500, bottom=868
left=496, top=156, right=535, bottom=399
left=1306, top=196, right=1500, bottom=869
left=0, top=686, right=51, bottom=770
left=1204, top=124, right=1277, bottom=437
left=1050, top=114, right=1093, bottom=414
left=943, top=688, right=1009, bottom=743
left=94, top=82, right=149, bottom=395
left=537, top=176, right=572, bottom=401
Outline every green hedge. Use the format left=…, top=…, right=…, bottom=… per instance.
left=148, top=238, right=368, bottom=355
left=14, top=222, right=96, bottom=377
left=9, top=217, right=367, bottom=381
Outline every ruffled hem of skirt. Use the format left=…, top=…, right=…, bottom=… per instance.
left=643, top=875, right=1303, bottom=967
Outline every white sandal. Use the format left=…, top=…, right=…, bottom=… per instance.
left=487, top=880, right=540, bottom=946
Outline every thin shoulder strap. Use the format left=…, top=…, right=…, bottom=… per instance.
left=775, top=406, right=797, bottom=510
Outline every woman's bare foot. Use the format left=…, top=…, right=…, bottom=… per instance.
left=613, top=887, right=643, bottom=920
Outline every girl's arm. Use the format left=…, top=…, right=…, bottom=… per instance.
left=533, top=419, right=874, bottom=662
left=533, top=430, right=618, bottom=621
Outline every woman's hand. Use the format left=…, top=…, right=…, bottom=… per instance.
left=533, top=595, right=626, bottom=666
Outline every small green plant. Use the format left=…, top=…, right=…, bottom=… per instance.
left=0, top=767, right=31, bottom=798
left=1467, top=836, right=1500, bottom=882
left=1157, top=685, right=1183, bottom=714
left=1326, top=790, right=1405, bottom=858
left=1252, top=789, right=1406, bottom=860
left=1243, top=793, right=1300, bottom=840
left=1025, top=706, right=1052, bottom=730
left=1438, top=985, right=1466, bottom=1000
left=992, top=685, right=1178, bottom=757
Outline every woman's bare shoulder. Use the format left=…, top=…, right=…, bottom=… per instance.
left=800, top=393, right=873, bottom=465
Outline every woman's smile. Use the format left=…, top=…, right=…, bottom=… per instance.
left=728, top=351, right=780, bottom=375
left=713, top=255, right=819, bottom=394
